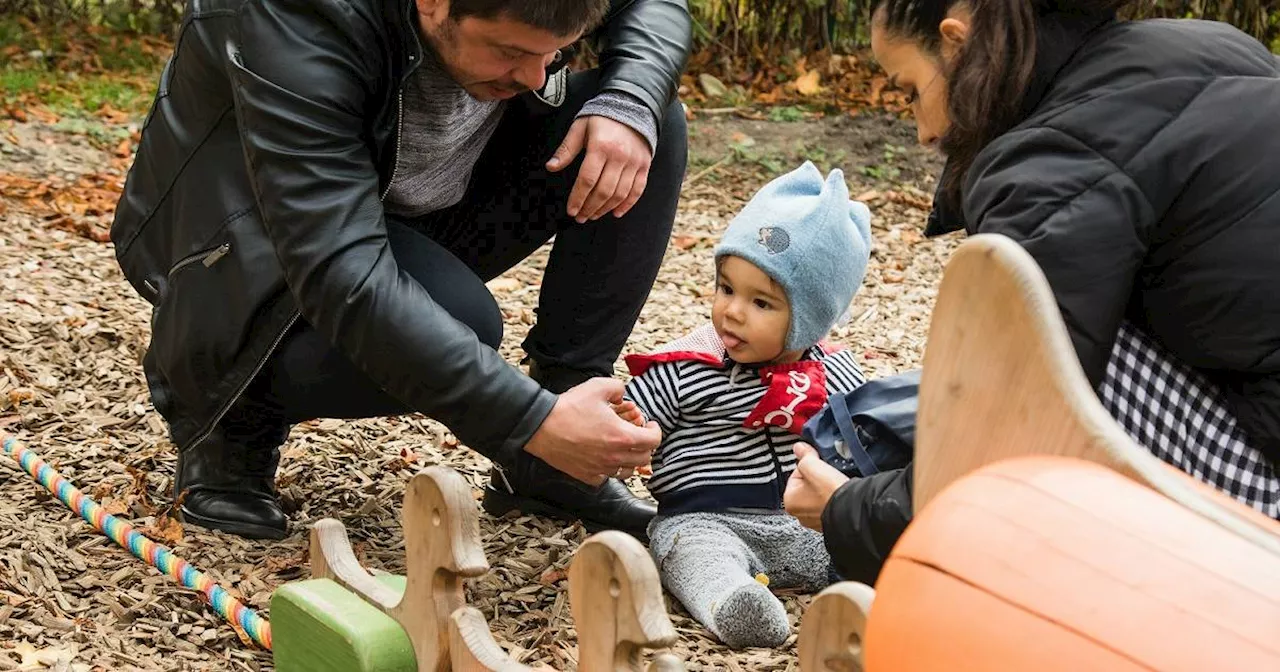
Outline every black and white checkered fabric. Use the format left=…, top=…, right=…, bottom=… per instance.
left=1099, top=321, right=1280, bottom=519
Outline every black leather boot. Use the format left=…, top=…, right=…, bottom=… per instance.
left=174, top=426, right=288, bottom=540
left=480, top=359, right=657, bottom=542
left=482, top=452, right=657, bottom=542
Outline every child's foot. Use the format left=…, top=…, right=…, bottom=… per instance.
left=710, top=581, right=790, bottom=649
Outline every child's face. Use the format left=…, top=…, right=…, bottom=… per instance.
left=712, top=256, right=795, bottom=364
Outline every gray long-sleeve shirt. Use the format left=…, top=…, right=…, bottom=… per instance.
left=384, top=52, right=658, bottom=219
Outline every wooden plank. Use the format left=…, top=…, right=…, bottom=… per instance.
left=271, top=576, right=414, bottom=672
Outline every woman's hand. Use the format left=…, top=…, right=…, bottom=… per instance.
left=784, top=442, right=851, bottom=531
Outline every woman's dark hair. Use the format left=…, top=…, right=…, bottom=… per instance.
left=870, top=0, right=1131, bottom=207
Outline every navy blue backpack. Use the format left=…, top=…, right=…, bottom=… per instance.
left=800, top=369, right=918, bottom=477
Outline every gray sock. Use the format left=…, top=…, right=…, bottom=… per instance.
left=711, top=580, right=791, bottom=649
left=648, top=513, right=793, bottom=649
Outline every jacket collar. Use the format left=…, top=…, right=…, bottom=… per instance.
left=383, top=0, right=426, bottom=83
left=923, top=10, right=1118, bottom=237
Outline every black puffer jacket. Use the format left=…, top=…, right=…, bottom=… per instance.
left=826, top=13, right=1280, bottom=582
left=110, top=0, right=691, bottom=464
left=929, top=14, right=1280, bottom=464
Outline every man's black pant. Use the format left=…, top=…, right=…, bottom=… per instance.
left=221, top=69, right=688, bottom=450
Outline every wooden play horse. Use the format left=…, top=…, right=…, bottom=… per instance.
left=913, top=233, right=1280, bottom=555
left=797, top=233, right=1280, bottom=671
left=799, top=456, right=1280, bottom=671
left=272, top=466, right=684, bottom=672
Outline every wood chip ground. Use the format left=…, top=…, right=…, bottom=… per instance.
left=0, top=111, right=954, bottom=670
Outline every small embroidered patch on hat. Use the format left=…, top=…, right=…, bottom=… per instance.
left=757, top=227, right=790, bottom=254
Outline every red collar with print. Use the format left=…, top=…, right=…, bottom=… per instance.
left=624, top=323, right=842, bottom=435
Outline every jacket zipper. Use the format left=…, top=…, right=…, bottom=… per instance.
left=167, top=243, right=231, bottom=279
left=181, top=312, right=301, bottom=453
left=765, top=429, right=789, bottom=502
left=183, top=89, right=405, bottom=453
left=379, top=90, right=404, bottom=200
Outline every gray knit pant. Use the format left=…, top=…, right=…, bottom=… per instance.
left=648, top=511, right=832, bottom=649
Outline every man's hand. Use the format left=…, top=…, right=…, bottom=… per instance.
left=546, top=116, right=652, bottom=223
left=524, top=378, right=661, bottom=486
left=784, top=442, right=851, bottom=531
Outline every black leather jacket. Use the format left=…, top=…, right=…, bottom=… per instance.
left=111, top=0, right=691, bottom=465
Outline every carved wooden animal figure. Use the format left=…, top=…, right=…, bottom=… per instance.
left=915, top=234, right=1280, bottom=555
left=274, top=465, right=687, bottom=672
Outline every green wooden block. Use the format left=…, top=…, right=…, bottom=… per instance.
left=272, top=575, right=413, bottom=672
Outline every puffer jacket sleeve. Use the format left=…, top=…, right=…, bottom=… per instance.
left=820, top=465, right=913, bottom=585
left=592, top=0, right=692, bottom=131
left=963, top=127, right=1156, bottom=386
left=229, top=0, right=556, bottom=467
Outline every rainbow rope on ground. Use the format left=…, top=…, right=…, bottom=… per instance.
left=2, top=436, right=272, bottom=650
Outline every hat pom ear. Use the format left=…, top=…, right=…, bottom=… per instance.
left=850, top=200, right=873, bottom=244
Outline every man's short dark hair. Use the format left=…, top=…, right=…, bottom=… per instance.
left=450, top=0, right=610, bottom=37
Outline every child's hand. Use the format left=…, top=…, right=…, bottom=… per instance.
left=611, top=401, right=654, bottom=478
left=612, top=400, right=647, bottom=427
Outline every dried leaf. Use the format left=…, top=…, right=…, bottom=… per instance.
left=537, top=569, right=566, bottom=585
left=792, top=69, right=823, bottom=97
left=264, top=553, right=305, bottom=573
left=486, top=277, right=521, bottom=293
left=29, top=107, right=59, bottom=124
left=7, top=389, right=34, bottom=406
left=101, top=498, right=129, bottom=517
left=144, top=514, right=184, bottom=545
left=672, top=234, right=700, bottom=251
left=230, top=619, right=256, bottom=648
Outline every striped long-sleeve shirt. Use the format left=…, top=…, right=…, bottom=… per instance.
left=624, top=324, right=866, bottom=515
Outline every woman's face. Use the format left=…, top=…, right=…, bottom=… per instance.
left=870, top=8, right=970, bottom=150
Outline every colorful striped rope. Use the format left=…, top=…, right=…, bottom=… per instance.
left=2, top=436, right=272, bottom=650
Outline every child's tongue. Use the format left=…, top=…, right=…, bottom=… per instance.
left=722, top=333, right=744, bottom=350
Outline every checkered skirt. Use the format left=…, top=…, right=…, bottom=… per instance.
left=1099, top=321, right=1280, bottom=519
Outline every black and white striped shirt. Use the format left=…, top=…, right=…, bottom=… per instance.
left=625, top=325, right=866, bottom=515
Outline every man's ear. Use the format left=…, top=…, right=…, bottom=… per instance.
left=416, top=0, right=450, bottom=26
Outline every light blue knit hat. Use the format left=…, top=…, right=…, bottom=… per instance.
left=714, top=161, right=873, bottom=351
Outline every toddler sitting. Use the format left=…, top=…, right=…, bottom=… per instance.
left=622, top=161, right=873, bottom=648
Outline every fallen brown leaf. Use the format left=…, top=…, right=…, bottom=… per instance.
left=28, top=107, right=59, bottom=124
left=792, top=69, right=823, bottom=97
left=7, top=389, right=34, bottom=406
left=265, top=553, right=306, bottom=574
left=101, top=498, right=130, bottom=517
left=672, top=234, right=700, bottom=251
left=538, top=569, right=566, bottom=585
left=487, top=277, right=522, bottom=293
left=144, top=513, right=184, bottom=544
